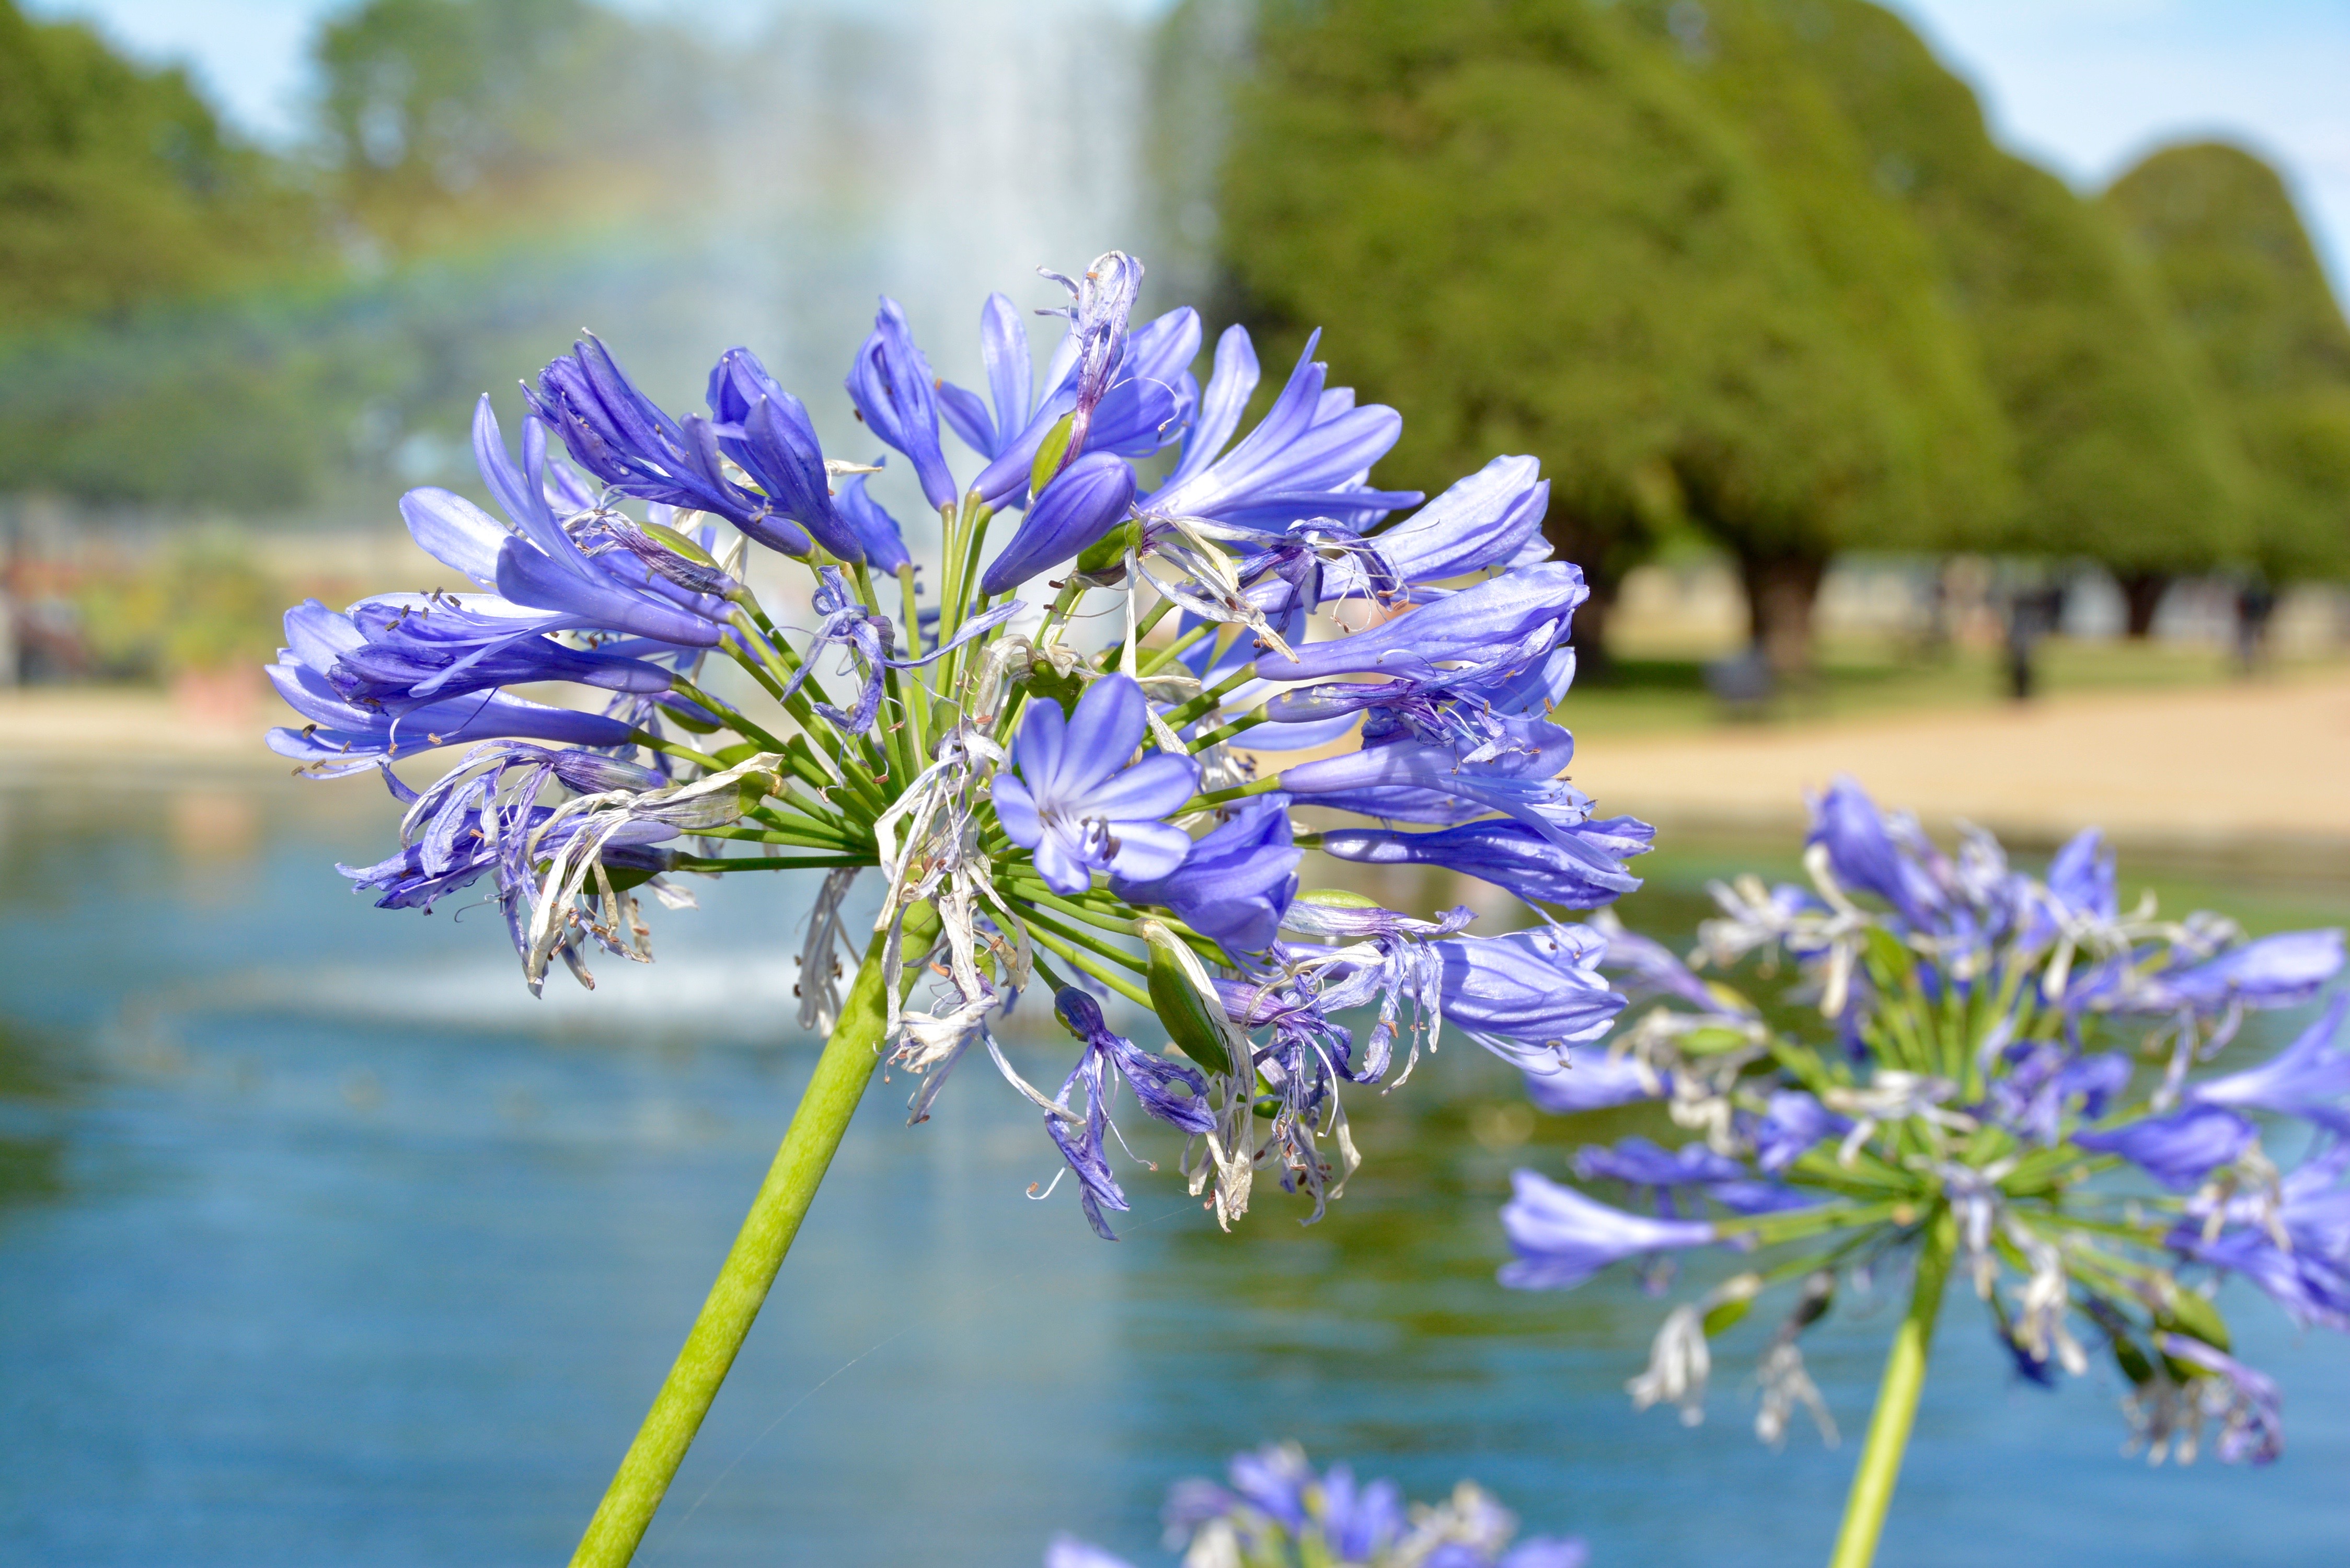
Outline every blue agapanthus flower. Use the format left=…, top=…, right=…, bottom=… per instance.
left=1495, top=778, right=2345, bottom=1491
left=265, top=247, right=1653, bottom=1240
left=1049, top=1442, right=1587, bottom=1568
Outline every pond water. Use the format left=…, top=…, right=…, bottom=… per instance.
left=2, top=777, right=2346, bottom=1567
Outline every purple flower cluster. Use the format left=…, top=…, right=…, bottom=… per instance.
left=1495, top=778, right=2344, bottom=1468
left=263, top=248, right=1650, bottom=1237
left=1049, top=1443, right=1586, bottom=1568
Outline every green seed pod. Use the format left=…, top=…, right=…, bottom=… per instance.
left=1139, top=918, right=1240, bottom=1077
left=1701, top=1296, right=1753, bottom=1338
left=1074, top=518, right=1141, bottom=580
left=2155, top=1286, right=2233, bottom=1355
left=1701, top=1272, right=1763, bottom=1336
left=1029, top=412, right=1079, bottom=497
left=1295, top=887, right=1382, bottom=911
left=640, top=520, right=720, bottom=567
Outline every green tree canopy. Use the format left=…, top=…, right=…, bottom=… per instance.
left=1783, top=0, right=2248, bottom=616
left=0, top=0, right=732, bottom=513
left=1619, top=0, right=2017, bottom=557
left=0, top=0, right=316, bottom=330
left=316, top=0, right=716, bottom=255
left=1214, top=0, right=1939, bottom=673
left=2104, top=142, right=2350, bottom=580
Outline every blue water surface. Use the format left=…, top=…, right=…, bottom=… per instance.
left=1, top=778, right=2345, bottom=1567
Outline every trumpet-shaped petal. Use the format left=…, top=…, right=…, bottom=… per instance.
left=2142, top=929, right=2345, bottom=1015
left=1281, top=715, right=1589, bottom=847
left=1320, top=815, right=1650, bottom=909
left=1111, top=794, right=1298, bottom=953
left=2077, top=1106, right=2257, bottom=1192
left=2191, top=995, right=2350, bottom=1131
left=979, top=452, right=1137, bottom=595
left=1498, top=1169, right=1717, bottom=1292
left=267, top=655, right=635, bottom=773
left=831, top=462, right=912, bottom=574
left=1808, top=776, right=1944, bottom=930
left=1148, top=327, right=1413, bottom=530
left=1252, top=562, right=1587, bottom=686
left=1748, top=1091, right=1852, bottom=1174
left=1437, top=925, right=1626, bottom=1069
left=846, top=297, right=958, bottom=512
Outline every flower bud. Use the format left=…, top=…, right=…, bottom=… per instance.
left=1029, top=411, right=1078, bottom=496
left=1139, top=918, right=1243, bottom=1077
left=980, top=451, right=1137, bottom=596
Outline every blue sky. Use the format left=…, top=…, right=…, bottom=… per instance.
left=24, top=0, right=2350, bottom=290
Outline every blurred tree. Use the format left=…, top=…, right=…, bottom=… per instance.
left=1785, top=0, right=2249, bottom=635
left=1212, top=0, right=1929, bottom=676
left=0, top=0, right=733, bottom=514
left=2105, top=142, right=2350, bottom=583
left=1618, top=0, right=2019, bottom=662
left=0, top=0, right=317, bottom=329
left=316, top=0, right=717, bottom=255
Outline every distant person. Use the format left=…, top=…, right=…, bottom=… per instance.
left=1917, top=563, right=1953, bottom=663
left=2003, top=583, right=2065, bottom=702
left=2235, top=578, right=2277, bottom=674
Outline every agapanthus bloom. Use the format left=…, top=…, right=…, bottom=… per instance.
left=267, top=248, right=1651, bottom=1246
left=1492, top=779, right=2343, bottom=1558
left=264, top=250, right=1667, bottom=1564
left=1049, top=1442, right=1587, bottom=1568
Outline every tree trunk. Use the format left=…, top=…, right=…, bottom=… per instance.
left=1569, top=573, right=1618, bottom=679
left=2117, top=571, right=2170, bottom=639
left=1736, top=548, right=1828, bottom=680
left=1540, top=505, right=1628, bottom=681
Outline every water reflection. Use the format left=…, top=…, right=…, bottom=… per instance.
left=0, top=779, right=2343, bottom=1566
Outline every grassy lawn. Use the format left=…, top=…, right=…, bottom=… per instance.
left=1563, top=636, right=2333, bottom=741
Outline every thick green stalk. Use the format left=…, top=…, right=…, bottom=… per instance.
left=1828, top=1204, right=1956, bottom=1568
left=568, top=902, right=939, bottom=1568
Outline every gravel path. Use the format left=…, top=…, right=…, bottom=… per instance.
left=1572, top=667, right=2350, bottom=868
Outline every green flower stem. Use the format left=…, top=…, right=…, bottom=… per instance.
left=1020, top=904, right=1149, bottom=974
left=717, top=619, right=889, bottom=808
left=631, top=731, right=727, bottom=771
left=937, top=498, right=974, bottom=646
left=1090, top=594, right=1181, bottom=675
left=745, top=798, right=860, bottom=843
left=896, top=563, right=929, bottom=763
left=1004, top=880, right=1225, bottom=963
left=666, top=675, right=790, bottom=755
left=1181, top=776, right=1287, bottom=813
left=1711, top=1200, right=1899, bottom=1246
left=850, top=560, right=918, bottom=787
left=1189, top=709, right=1275, bottom=751
left=671, top=853, right=876, bottom=873
left=1127, top=594, right=1179, bottom=648
left=1023, top=923, right=1155, bottom=1009
left=1136, top=618, right=1214, bottom=675
left=1161, top=665, right=1257, bottom=730
left=1828, top=1203, right=1956, bottom=1568
left=567, top=901, right=939, bottom=1568
left=692, top=826, right=867, bottom=851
